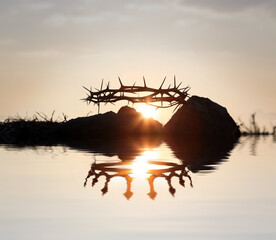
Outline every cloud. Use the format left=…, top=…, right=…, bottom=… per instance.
left=1, top=0, right=276, bottom=57
left=126, top=1, right=168, bottom=12
left=45, top=14, right=106, bottom=27
left=25, top=2, right=54, bottom=11
left=177, top=0, right=276, bottom=15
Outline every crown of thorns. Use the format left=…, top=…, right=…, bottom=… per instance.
left=83, top=76, right=190, bottom=113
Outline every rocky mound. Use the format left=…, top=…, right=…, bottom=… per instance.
left=0, top=97, right=240, bottom=144
left=60, top=106, right=163, bottom=138
left=164, top=95, right=240, bottom=140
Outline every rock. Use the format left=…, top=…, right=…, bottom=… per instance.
left=60, top=106, right=162, bottom=139
left=59, top=111, right=118, bottom=138
left=164, top=95, right=240, bottom=140
left=116, top=106, right=162, bottom=135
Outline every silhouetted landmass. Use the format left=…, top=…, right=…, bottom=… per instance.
left=164, top=96, right=240, bottom=140
left=0, top=94, right=244, bottom=149
left=0, top=106, right=162, bottom=145
left=60, top=106, right=162, bottom=139
left=0, top=96, right=241, bottom=145
left=0, top=119, right=60, bottom=145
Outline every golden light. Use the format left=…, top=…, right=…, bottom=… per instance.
left=131, top=150, right=159, bottom=179
left=136, top=104, right=158, bottom=119
left=131, top=159, right=149, bottom=179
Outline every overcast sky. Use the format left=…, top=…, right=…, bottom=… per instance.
left=0, top=0, right=275, bottom=126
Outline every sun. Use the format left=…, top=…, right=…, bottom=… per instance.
left=136, top=104, right=158, bottom=119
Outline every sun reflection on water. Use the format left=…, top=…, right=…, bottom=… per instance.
left=84, top=146, right=194, bottom=199
left=131, top=150, right=162, bottom=179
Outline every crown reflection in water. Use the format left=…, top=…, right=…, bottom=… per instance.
left=84, top=150, right=193, bottom=200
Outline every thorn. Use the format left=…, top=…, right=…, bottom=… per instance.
left=100, top=79, right=103, bottom=91
left=159, top=77, right=166, bottom=89
left=143, top=76, right=147, bottom=87
left=118, top=77, right=123, bottom=87
left=82, top=86, right=90, bottom=92
left=177, top=82, right=182, bottom=89
left=174, top=75, right=176, bottom=88
left=106, top=81, right=110, bottom=89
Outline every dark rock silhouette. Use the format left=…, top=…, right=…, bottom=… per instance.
left=0, top=106, right=162, bottom=144
left=60, top=106, right=162, bottom=139
left=164, top=95, right=240, bottom=140
left=116, top=106, right=162, bottom=135
left=0, top=97, right=240, bottom=144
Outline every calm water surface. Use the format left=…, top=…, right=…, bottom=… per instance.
left=0, top=136, right=275, bottom=240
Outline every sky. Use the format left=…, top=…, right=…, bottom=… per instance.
left=0, top=0, right=275, bottom=128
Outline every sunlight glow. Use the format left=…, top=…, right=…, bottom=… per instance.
left=131, top=150, right=159, bottom=179
left=136, top=104, right=158, bottom=119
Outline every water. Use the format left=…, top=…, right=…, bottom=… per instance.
left=0, top=136, right=275, bottom=240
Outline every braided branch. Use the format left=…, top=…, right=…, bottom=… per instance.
left=83, top=77, right=190, bottom=112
